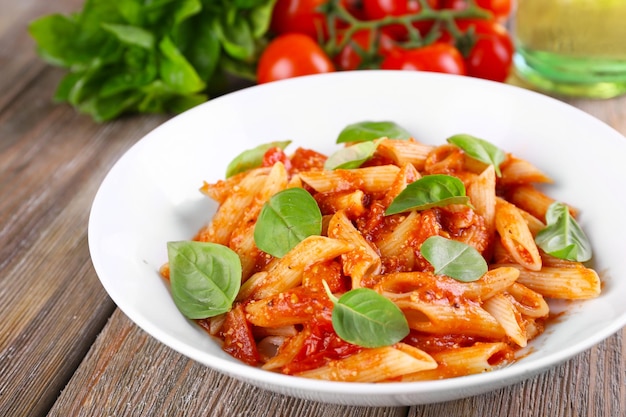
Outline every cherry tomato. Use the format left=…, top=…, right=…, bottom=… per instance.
left=363, top=0, right=439, bottom=40
left=463, top=28, right=513, bottom=82
left=457, top=20, right=513, bottom=81
left=341, top=0, right=369, bottom=20
left=434, top=19, right=512, bottom=81
left=381, top=42, right=466, bottom=75
left=476, top=0, right=512, bottom=20
left=257, top=33, right=335, bottom=84
left=440, top=0, right=511, bottom=21
left=270, top=0, right=328, bottom=39
left=334, top=29, right=397, bottom=70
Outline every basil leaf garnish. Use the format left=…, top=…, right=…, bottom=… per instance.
left=254, top=188, right=322, bottom=258
left=420, top=236, right=487, bottom=282
left=225, top=140, right=291, bottom=178
left=324, top=139, right=380, bottom=170
left=447, top=134, right=505, bottom=177
left=167, top=241, right=241, bottom=319
left=336, top=121, right=413, bottom=144
left=323, top=281, right=410, bottom=348
left=385, top=174, right=470, bottom=215
left=535, top=202, right=592, bottom=262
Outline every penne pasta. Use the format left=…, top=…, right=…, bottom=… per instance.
left=483, top=293, right=527, bottom=347
left=505, top=184, right=578, bottom=221
left=495, top=197, right=542, bottom=271
left=299, top=165, right=400, bottom=193
left=240, top=236, right=354, bottom=300
left=162, top=129, right=601, bottom=382
left=328, top=210, right=381, bottom=288
left=296, top=343, right=437, bottom=382
left=500, top=155, right=553, bottom=185
left=376, top=138, right=434, bottom=170
left=504, top=263, right=601, bottom=299
left=401, top=342, right=513, bottom=381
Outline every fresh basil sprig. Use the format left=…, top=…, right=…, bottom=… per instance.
left=29, top=0, right=276, bottom=122
left=385, top=174, right=470, bottom=215
left=322, top=281, right=410, bottom=348
left=167, top=241, right=241, bottom=319
left=225, top=140, right=291, bottom=178
left=535, top=202, right=592, bottom=262
left=336, top=121, right=413, bottom=143
left=324, top=139, right=380, bottom=170
left=254, top=188, right=322, bottom=258
left=420, top=236, right=487, bottom=282
left=447, top=134, right=506, bottom=177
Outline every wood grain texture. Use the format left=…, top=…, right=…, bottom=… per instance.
left=0, top=65, right=169, bottom=414
left=0, top=4, right=171, bottom=413
left=47, top=310, right=406, bottom=417
left=0, top=0, right=83, bottom=113
left=410, top=329, right=625, bottom=417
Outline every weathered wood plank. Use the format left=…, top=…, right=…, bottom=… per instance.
left=0, top=64, right=169, bottom=416
left=0, top=0, right=83, bottom=113
left=47, top=310, right=407, bottom=417
left=409, top=328, right=624, bottom=417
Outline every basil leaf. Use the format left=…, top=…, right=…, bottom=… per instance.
left=30, top=0, right=276, bottom=121
left=337, top=121, right=413, bottom=144
left=254, top=188, right=322, bottom=258
left=101, top=23, right=154, bottom=49
left=324, top=140, right=380, bottom=170
left=159, top=36, right=205, bottom=94
left=535, top=202, right=592, bottom=262
left=323, top=281, right=409, bottom=348
left=385, top=174, right=470, bottom=215
left=225, top=140, right=291, bottom=178
left=420, top=235, right=487, bottom=282
left=167, top=241, right=241, bottom=319
left=447, top=134, right=506, bottom=177
left=214, top=13, right=255, bottom=61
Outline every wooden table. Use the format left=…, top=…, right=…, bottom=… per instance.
left=1, top=1, right=624, bottom=416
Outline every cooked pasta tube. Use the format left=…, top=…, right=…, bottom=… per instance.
left=376, top=138, right=434, bottom=170
left=299, top=165, right=400, bottom=193
left=467, top=164, right=496, bottom=240
left=483, top=293, right=527, bottom=347
left=505, top=283, right=550, bottom=318
left=241, top=236, right=354, bottom=300
left=506, top=264, right=601, bottom=299
left=200, top=167, right=271, bottom=204
left=328, top=210, right=381, bottom=288
left=393, top=296, right=506, bottom=339
left=195, top=173, right=268, bottom=244
left=500, top=155, right=553, bottom=185
left=401, top=343, right=512, bottom=381
left=495, top=197, right=542, bottom=271
left=296, top=343, right=437, bottom=382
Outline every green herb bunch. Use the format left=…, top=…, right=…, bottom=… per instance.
left=29, top=0, right=276, bottom=122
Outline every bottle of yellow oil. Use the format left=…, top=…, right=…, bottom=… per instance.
left=513, top=0, right=626, bottom=98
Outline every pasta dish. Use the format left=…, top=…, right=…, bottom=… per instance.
left=160, top=121, right=600, bottom=382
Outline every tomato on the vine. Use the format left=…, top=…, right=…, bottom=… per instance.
left=270, top=0, right=328, bottom=39
left=433, top=19, right=512, bottom=81
left=341, top=0, right=369, bottom=20
left=440, top=0, right=512, bottom=21
left=334, top=29, right=397, bottom=70
left=257, top=33, right=335, bottom=84
left=363, top=0, right=439, bottom=40
left=455, top=20, right=513, bottom=81
left=463, top=26, right=513, bottom=82
left=381, top=42, right=466, bottom=75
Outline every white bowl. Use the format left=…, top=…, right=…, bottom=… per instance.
left=88, top=71, right=626, bottom=406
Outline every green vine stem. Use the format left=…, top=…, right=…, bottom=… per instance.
left=321, top=0, right=493, bottom=65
